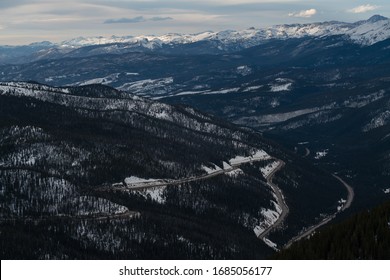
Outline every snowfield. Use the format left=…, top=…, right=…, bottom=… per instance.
left=263, top=238, right=279, bottom=251
left=55, top=16, right=390, bottom=51
left=135, top=186, right=167, bottom=204
left=253, top=205, right=281, bottom=238
left=202, top=164, right=222, bottom=175
left=260, top=161, right=280, bottom=178
left=315, top=150, right=329, bottom=159
left=124, top=176, right=160, bottom=185
left=229, top=149, right=271, bottom=165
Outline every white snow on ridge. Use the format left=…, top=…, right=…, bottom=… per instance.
left=254, top=226, right=265, bottom=237
left=252, top=150, right=271, bottom=160
left=78, top=73, right=120, bottom=86
left=202, top=164, right=222, bottom=175
left=363, top=110, right=390, bottom=132
left=347, top=18, right=390, bottom=46
left=203, top=88, right=240, bottom=95
left=271, top=200, right=282, bottom=214
left=270, top=83, right=292, bottom=92
left=117, top=77, right=174, bottom=96
left=172, top=90, right=211, bottom=97
left=135, top=186, right=167, bottom=204
left=227, top=168, right=244, bottom=177
left=124, top=176, right=159, bottom=185
left=263, top=238, right=279, bottom=251
left=223, top=161, right=232, bottom=170
left=253, top=205, right=280, bottom=238
left=56, top=16, right=390, bottom=50
left=262, top=208, right=280, bottom=225
left=243, top=85, right=263, bottom=92
left=270, top=78, right=293, bottom=92
left=229, top=149, right=271, bottom=165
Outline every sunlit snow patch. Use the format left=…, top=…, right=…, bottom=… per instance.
left=263, top=238, right=279, bottom=251
left=227, top=168, right=244, bottom=177
left=337, top=198, right=347, bottom=211
left=229, top=150, right=270, bottom=165
left=260, top=161, right=280, bottom=178
left=202, top=164, right=222, bottom=174
left=253, top=205, right=281, bottom=238
left=135, top=186, right=167, bottom=204
left=269, top=78, right=293, bottom=92
left=236, top=65, right=252, bottom=76
left=315, top=150, right=328, bottom=159
left=124, top=176, right=159, bottom=185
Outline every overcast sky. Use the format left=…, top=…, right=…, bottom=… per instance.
left=1, top=0, right=389, bottom=45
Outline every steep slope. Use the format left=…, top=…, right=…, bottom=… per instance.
left=0, top=82, right=343, bottom=259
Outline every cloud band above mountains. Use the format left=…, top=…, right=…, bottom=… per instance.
left=348, top=4, right=380, bottom=14
left=104, top=16, right=173, bottom=24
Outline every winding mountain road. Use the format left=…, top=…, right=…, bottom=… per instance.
left=285, top=173, right=354, bottom=248
left=0, top=210, right=140, bottom=224
left=96, top=154, right=291, bottom=247
left=96, top=155, right=272, bottom=192
left=257, top=160, right=289, bottom=241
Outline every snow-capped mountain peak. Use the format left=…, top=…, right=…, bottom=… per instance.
left=56, top=15, right=390, bottom=50
left=1, top=16, right=389, bottom=65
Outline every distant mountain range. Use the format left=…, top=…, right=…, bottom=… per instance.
left=1, top=15, right=389, bottom=64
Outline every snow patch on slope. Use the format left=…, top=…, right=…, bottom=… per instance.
left=236, top=65, right=252, bottom=76
left=202, top=164, right=222, bottom=175
left=229, top=150, right=271, bottom=165
left=263, top=238, right=279, bottom=251
left=363, top=110, right=390, bottom=132
left=118, top=77, right=174, bottom=96
left=135, top=186, right=167, bottom=204
left=260, top=161, right=280, bottom=178
left=315, top=150, right=329, bottom=159
left=253, top=205, right=281, bottom=237
left=78, top=73, right=120, bottom=86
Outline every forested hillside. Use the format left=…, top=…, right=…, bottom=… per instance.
left=275, top=200, right=390, bottom=259
left=0, top=82, right=344, bottom=259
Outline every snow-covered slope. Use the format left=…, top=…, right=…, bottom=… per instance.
left=57, top=15, right=390, bottom=50
left=1, top=15, right=389, bottom=65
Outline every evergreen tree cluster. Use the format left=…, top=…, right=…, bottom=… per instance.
left=275, top=200, right=390, bottom=259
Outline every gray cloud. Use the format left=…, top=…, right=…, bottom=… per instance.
left=104, top=16, right=146, bottom=24
left=150, top=16, right=173, bottom=21
left=104, top=16, right=173, bottom=24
